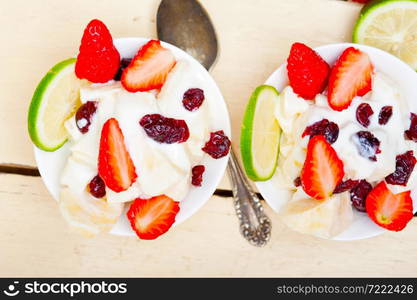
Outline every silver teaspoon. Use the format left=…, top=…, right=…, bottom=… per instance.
left=157, top=0, right=271, bottom=246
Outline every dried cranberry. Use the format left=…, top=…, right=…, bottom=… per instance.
left=350, top=179, right=372, bottom=212
left=76, top=101, right=98, bottom=133
left=378, top=106, right=393, bottom=125
left=405, top=113, right=417, bottom=142
left=89, top=175, right=106, bottom=198
left=302, top=119, right=339, bottom=144
left=356, top=103, right=373, bottom=128
left=294, top=176, right=301, bottom=187
left=352, top=131, right=381, bottom=161
left=183, top=88, right=205, bottom=111
left=191, top=165, right=205, bottom=186
left=334, top=179, right=359, bottom=194
left=139, top=114, right=189, bottom=144
left=385, top=151, right=417, bottom=186
left=202, top=130, right=231, bottom=159
left=114, top=58, right=132, bottom=81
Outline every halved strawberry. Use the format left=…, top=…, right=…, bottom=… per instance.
left=98, top=118, right=137, bottom=192
left=127, top=195, right=180, bottom=240
left=121, top=40, right=176, bottom=92
left=301, top=135, right=344, bottom=200
left=287, top=42, right=330, bottom=100
left=366, top=181, right=413, bottom=231
left=327, top=47, right=373, bottom=111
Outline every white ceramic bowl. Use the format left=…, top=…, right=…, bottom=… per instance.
left=34, top=37, right=231, bottom=236
left=256, top=43, right=417, bottom=241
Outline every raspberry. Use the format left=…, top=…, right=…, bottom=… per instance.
left=75, top=101, right=98, bottom=133
left=183, top=88, right=205, bottom=111
left=385, top=151, right=417, bottom=186
left=75, top=19, right=120, bottom=83
left=202, top=130, right=231, bottom=159
left=139, top=114, right=189, bottom=144
left=287, top=43, right=330, bottom=99
left=191, top=165, right=205, bottom=186
left=356, top=103, right=373, bottom=128
left=302, top=119, right=339, bottom=144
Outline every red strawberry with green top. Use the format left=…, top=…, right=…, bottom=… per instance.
left=98, top=118, right=137, bottom=192
left=127, top=195, right=180, bottom=240
left=301, top=135, right=344, bottom=200
left=121, top=40, right=176, bottom=92
left=75, top=19, right=120, bottom=83
left=366, top=181, right=413, bottom=231
left=287, top=42, right=330, bottom=100
left=328, top=47, right=373, bottom=111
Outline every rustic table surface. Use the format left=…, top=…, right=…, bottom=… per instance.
left=0, top=0, right=416, bottom=277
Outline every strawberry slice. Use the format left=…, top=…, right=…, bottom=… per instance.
left=301, top=135, right=344, bottom=200
left=127, top=195, right=180, bottom=240
left=287, top=42, right=330, bottom=100
left=98, top=118, right=137, bottom=192
left=327, top=47, right=373, bottom=111
left=366, top=181, right=414, bottom=231
left=121, top=40, right=176, bottom=92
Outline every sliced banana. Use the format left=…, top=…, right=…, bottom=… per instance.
left=280, top=188, right=353, bottom=239
left=59, top=187, right=123, bottom=237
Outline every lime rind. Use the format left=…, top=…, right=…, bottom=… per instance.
left=353, top=0, right=417, bottom=70
left=28, top=58, right=77, bottom=151
left=240, top=85, right=281, bottom=181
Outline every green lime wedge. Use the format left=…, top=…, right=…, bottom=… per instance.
left=353, top=0, right=417, bottom=70
left=240, top=85, right=281, bottom=181
left=28, top=58, right=81, bottom=151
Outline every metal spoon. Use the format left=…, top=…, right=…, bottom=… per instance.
left=157, top=0, right=271, bottom=246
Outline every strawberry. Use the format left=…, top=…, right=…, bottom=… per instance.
left=127, top=195, right=180, bottom=240
left=121, top=40, right=176, bottom=92
left=327, top=47, right=373, bottom=111
left=301, top=135, right=344, bottom=200
left=287, top=42, right=330, bottom=100
left=98, top=118, right=137, bottom=192
left=75, top=19, right=120, bottom=83
left=366, top=181, right=414, bottom=231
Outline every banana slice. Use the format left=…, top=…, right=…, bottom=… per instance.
left=280, top=188, right=353, bottom=239
left=59, top=187, right=123, bottom=237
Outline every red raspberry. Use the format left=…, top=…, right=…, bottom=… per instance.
left=287, top=42, right=330, bottom=100
left=75, top=19, right=120, bottom=83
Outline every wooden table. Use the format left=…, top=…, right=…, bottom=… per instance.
left=1, top=0, right=416, bottom=277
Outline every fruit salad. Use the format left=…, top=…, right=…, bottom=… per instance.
left=243, top=42, right=415, bottom=239
left=28, top=19, right=231, bottom=239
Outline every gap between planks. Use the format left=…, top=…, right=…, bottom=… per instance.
left=1, top=164, right=416, bottom=217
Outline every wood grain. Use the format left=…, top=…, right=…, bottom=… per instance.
left=0, top=173, right=416, bottom=277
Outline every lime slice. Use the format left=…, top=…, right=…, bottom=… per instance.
left=240, top=85, right=281, bottom=181
left=353, top=0, right=417, bottom=70
left=28, top=58, right=81, bottom=151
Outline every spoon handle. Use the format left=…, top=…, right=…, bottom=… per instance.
left=227, top=149, right=271, bottom=247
